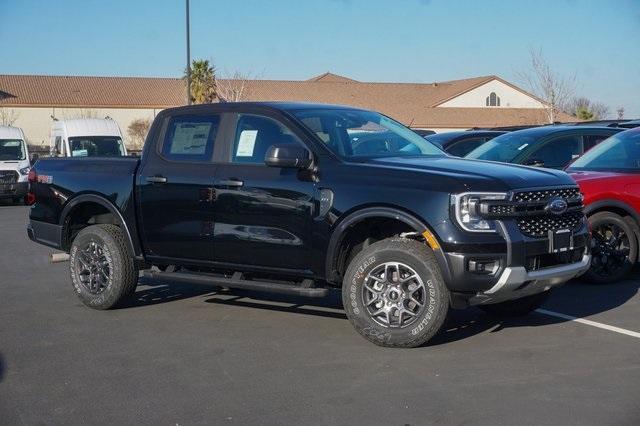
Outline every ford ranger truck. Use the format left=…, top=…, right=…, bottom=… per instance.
left=26, top=102, right=591, bottom=348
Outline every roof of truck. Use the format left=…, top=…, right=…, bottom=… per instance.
left=0, top=125, right=25, bottom=140
left=52, top=118, right=123, bottom=137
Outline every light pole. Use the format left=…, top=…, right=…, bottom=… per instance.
left=185, top=0, right=191, bottom=105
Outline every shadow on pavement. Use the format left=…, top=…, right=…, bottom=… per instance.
left=129, top=271, right=639, bottom=346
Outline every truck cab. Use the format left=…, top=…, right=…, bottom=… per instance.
left=0, top=126, right=31, bottom=204
left=50, top=118, right=127, bottom=157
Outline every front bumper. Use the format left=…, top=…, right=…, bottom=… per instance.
left=0, top=182, right=27, bottom=198
left=439, top=218, right=590, bottom=306
left=468, top=254, right=590, bottom=305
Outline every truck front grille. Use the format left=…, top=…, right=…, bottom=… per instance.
left=517, top=211, right=585, bottom=238
left=0, top=170, right=18, bottom=184
left=513, top=187, right=581, bottom=203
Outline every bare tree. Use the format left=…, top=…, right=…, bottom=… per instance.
left=565, top=97, right=610, bottom=120
left=617, top=106, right=625, bottom=120
left=127, top=118, right=152, bottom=151
left=0, top=107, right=19, bottom=126
left=217, top=70, right=260, bottom=102
left=590, top=102, right=609, bottom=120
left=517, top=48, right=576, bottom=123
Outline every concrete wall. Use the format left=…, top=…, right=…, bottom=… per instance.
left=439, top=79, right=545, bottom=108
left=6, top=107, right=161, bottom=149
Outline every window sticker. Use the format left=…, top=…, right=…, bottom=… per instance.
left=517, top=143, right=529, bottom=151
left=236, top=130, right=258, bottom=157
left=72, top=149, right=88, bottom=157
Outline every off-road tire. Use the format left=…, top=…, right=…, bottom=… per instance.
left=69, top=224, right=138, bottom=309
left=342, top=237, right=449, bottom=348
left=584, top=211, right=637, bottom=284
left=478, top=290, right=550, bottom=317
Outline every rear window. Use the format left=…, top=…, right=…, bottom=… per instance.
left=162, top=115, right=220, bottom=162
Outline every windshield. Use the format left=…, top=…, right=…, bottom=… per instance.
left=465, top=132, right=536, bottom=162
left=68, top=136, right=125, bottom=157
left=0, top=139, right=26, bottom=161
left=291, top=109, right=444, bottom=159
left=568, top=130, right=640, bottom=172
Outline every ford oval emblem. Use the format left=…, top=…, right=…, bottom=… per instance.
left=546, top=197, right=568, bottom=215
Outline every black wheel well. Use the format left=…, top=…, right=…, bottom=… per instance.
left=333, top=216, right=417, bottom=283
left=62, top=202, right=120, bottom=250
left=588, top=205, right=634, bottom=220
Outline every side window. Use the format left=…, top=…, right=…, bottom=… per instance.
left=584, top=134, right=612, bottom=152
left=231, top=114, right=302, bottom=164
left=162, top=115, right=219, bottom=162
left=446, top=137, right=486, bottom=157
left=527, top=135, right=582, bottom=169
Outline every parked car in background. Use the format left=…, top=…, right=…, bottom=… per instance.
left=566, top=128, right=640, bottom=283
left=424, top=130, right=506, bottom=157
left=465, top=125, right=623, bottom=169
left=0, top=126, right=32, bottom=204
left=616, top=119, right=640, bottom=129
left=50, top=118, right=127, bottom=157
left=411, top=129, right=436, bottom=137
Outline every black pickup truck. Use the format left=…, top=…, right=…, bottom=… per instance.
left=27, top=102, right=591, bottom=348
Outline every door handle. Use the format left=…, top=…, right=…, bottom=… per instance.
left=146, top=175, right=167, bottom=184
left=217, top=179, right=244, bottom=188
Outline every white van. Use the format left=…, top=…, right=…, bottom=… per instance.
left=0, top=126, right=31, bottom=203
left=50, top=118, right=127, bottom=157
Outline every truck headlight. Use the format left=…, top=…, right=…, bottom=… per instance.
left=452, top=192, right=507, bottom=232
left=19, top=167, right=31, bottom=175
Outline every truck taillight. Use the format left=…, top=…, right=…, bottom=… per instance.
left=26, top=169, right=37, bottom=205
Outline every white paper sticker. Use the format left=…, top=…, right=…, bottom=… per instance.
left=72, top=149, right=88, bottom=157
left=517, top=143, right=529, bottom=151
left=236, top=130, right=258, bottom=157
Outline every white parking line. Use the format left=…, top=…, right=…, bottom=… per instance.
left=535, top=308, right=640, bottom=339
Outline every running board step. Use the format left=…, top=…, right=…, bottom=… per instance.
left=147, top=270, right=330, bottom=298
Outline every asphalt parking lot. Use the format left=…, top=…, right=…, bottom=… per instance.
left=1, top=203, right=639, bottom=425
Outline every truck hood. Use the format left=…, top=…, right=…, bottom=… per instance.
left=367, top=156, right=576, bottom=192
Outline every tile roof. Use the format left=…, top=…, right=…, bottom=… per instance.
left=0, top=73, right=575, bottom=127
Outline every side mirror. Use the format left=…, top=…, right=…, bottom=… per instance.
left=524, top=158, right=544, bottom=167
left=265, top=144, right=312, bottom=169
left=30, top=153, right=39, bottom=164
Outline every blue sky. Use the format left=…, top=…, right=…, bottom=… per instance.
left=1, top=0, right=639, bottom=116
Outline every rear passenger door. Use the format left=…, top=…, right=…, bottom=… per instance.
left=137, top=112, right=224, bottom=263
left=211, top=112, right=317, bottom=272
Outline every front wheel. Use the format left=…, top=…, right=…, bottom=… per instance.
left=69, top=224, right=138, bottom=309
left=584, top=211, right=637, bottom=284
left=342, top=238, right=449, bottom=348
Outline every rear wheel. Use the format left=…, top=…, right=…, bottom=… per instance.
left=584, top=212, right=637, bottom=284
left=69, top=224, right=138, bottom=309
left=342, top=237, right=449, bottom=348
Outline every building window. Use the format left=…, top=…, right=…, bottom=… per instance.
left=486, top=92, right=501, bottom=107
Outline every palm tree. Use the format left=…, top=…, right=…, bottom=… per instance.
left=185, top=59, right=217, bottom=104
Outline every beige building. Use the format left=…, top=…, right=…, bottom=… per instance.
left=0, top=72, right=576, bottom=150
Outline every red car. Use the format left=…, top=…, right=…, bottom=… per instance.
left=566, top=127, right=640, bottom=283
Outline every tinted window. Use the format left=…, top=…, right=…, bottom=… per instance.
left=569, top=130, right=640, bottom=172
left=446, top=137, right=486, bottom=157
left=162, top=115, right=219, bottom=162
left=466, top=132, right=537, bottom=162
left=0, top=140, right=26, bottom=160
left=526, top=135, right=582, bottom=169
left=231, top=114, right=301, bottom=164
left=69, top=136, right=125, bottom=157
left=293, top=108, right=443, bottom=159
left=584, top=134, right=611, bottom=151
